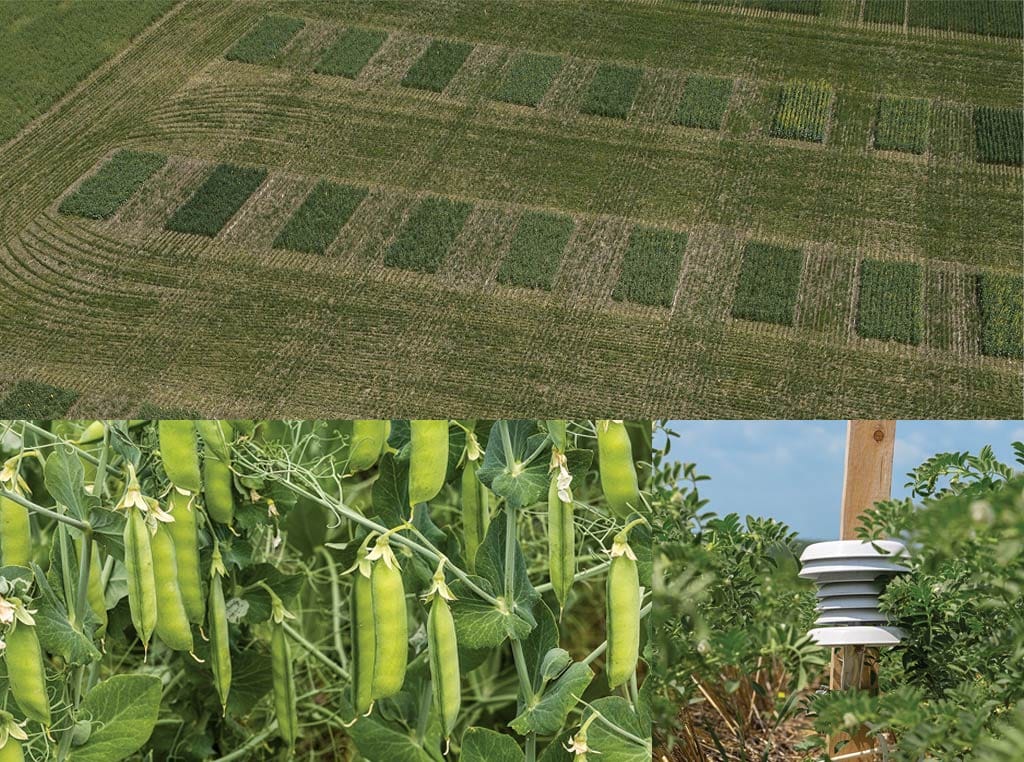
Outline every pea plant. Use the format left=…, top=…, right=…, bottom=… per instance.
left=0, top=419, right=653, bottom=761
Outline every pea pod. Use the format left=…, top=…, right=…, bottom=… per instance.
left=370, top=550, right=408, bottom=699
left=606, top=540, right=640, bottom=690
left=271, top=623, right=298, bottom=746
left=150, top=523, right=194, bottom=653
left=0, top=494, right=31, bottom=567
left=208, top=549, right=232, bottom=714
left=124, top=508, right=157, bottom=653
left=597, top=420, right=640, bottom=519
left=461, top=462, right=488, bottom=573
left=548, top=472, right=575, bottom=613
left=427, top=595, right=460, bottom=744
left=77, top=539, right=108, bottom=638
left=167, top=490, right=204, bottom=624
left=349, top=420, right=390, bottom=473
left=0, top=738, right=24, bottom=762
left=203, top=443, right=234, bottom=525
left=159, top=420, right=201, bottom=493
left=409, top=420, right=448, bottom=508
left=5, top=622, right=51, bottom=725
left=196, top=420, right=232, bottom=462
left=350, top=565, right=375, bottom=715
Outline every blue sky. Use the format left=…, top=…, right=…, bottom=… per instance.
left=657, top=420, right=1024, bottom=539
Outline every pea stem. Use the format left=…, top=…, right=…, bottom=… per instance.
left=283, top=621, right=349, bottom=680
left=0, top=488, right=92, bottom=532
left=17, top=421, right=119, bottom=476
left=533, top=559, right=610, bottom=594
left=582, top=600, right=653, bottom=667
left=208, top=722, right=278, bottom=762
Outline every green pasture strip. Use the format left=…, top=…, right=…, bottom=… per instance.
left=225, top=15, right=304, bottom=64
left=494, top=52, right=563, bottom=107
left=0, top=381, right=78, bottom=418
left=856, top=260, right=923, bottom=345
left=908, top=0, right=1023, bottom=38
left=973, top=106, right=1023, bottom=166
left=864, top=0, right=904, bottom=24
left=58, top=149, right=166, bottom=219
left=673, top=74, right=733, bottom=130
left=401, top=40, right=474, bottom=92
left=497, top=210, right=574, bottom=290
left=978, top=273, right=1023, bottom=358
left=770, top=81, right=834, bottom=142
left=165, top=164, right=268, bottom=237
left=693, top=0, right=823, bottom=14
left=874, top=96, right=930, bottom=154
left=613, top=227, right=688, bottom=307
left=731, top=242, right=804, bottom=326
left=314, top=27, right=387, bottom=78
left=581, top=64, right=643, bottom=119
left=384, top=196, right=473, bottom=272
left=273, top=181, right=368, bottom=254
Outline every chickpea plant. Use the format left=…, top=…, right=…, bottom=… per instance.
left=0, top=419, right=652, bottom=761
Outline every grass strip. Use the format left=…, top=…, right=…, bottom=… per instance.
left=225, top=15, right=304, bottom=64
left=856, top=259, right=922, bottom=345
left=497, top=210, right=574, bottom=290
left=165, top=164, right=267, bottom=237
left=581, top=64, right=642, bottom=119
left=875, top=95, right=930, bottom=154
left=384, top=196, right=473, bottom=272
left=974, top=106, right=1023, bottom=166
left=674, top=75, right=733, bottom=130
left=770, top=80, right=834, bottom=143
left=494, top=52, right=563, bottom=106
left=978, top=273, right=1023, bottom=358
left=59, top=149, right=166, bottom=219
left=314, top=27, right=387, bottom=78
left=401, top=40, right=473, bottom=92
left=731, top=242, right=804, bottom=326
left=273, top=181, right=368, bottom=254
left=613, top=227, right=689, bottom=307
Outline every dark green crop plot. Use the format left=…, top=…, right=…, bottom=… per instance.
left=613, top=227, right=688, bottom=307
left=581, top=64, right=643, bottom=119
left=974, top=106, right=1023, bottom=166
left=0, top=381, right=78, bottom=418
left=770, top=81, right=834, bottom=142
left=875, top=96, right=930, bottom=154
left=384, top=196, right=472, bottom=272
left=59, top=149, right=166, bottom=219
left=696, top=0, right=822, bottom=14
left=273, top=181, right=368, bottom=254
left=401, top=40, right=474, bottom=92
left=908, top=0, right=1023, bottom=38
left=673, top=75, right=733, bottom=130
left=314, top=27, right=387, bottom=78
left=165, top=164, right=267, bottom=237
left=497, top=210, right=574, bottom=290
left=494, top=53, right=563, bottom=107
left=857, top=260, right=923, bottom=345
left=864, top=0, right=905, bottom=23
left=225, top=15, right=304, bottom=64
left=978, top=273, right=1023, bottom=358
left=731, top=242, right=804, bottom=326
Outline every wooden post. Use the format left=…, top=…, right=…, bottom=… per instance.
left=829, top=420, right=896, bottom=758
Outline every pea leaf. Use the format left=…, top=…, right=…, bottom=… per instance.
left=44, top=445, right=92, bottom=520
left=477, top=421, right=549, bottom=509
left=521, top=601, right=559, bottom=691
left=372, top=452, right=410, bottom=527
left=509, top=661, right=594, bottom=737
left=584, top=696, right=651, bottom=762
left=33, top=595, right=101, bottom=666
left=348, top=713, right=439, bottom=762
left=461, top=727, right=525, bottom=762
left=68, top=675, right=161, bottom=762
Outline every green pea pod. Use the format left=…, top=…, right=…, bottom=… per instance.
left=0, top=738, right=25, bottom=762
left=167, top=490, right=204, bottom=624
left=350, top=569, right=375, bottom=715
left=597, top=420, right=640, bottom=519
left=204, top=453, right=234, bottom=525
left=159, top=420, right=201, bottom=493
left=77, top=539, right=107, bottom=639
left=196, top=420, right=232, bottom=462
left=428, top=596, right=461, bottom=743
left=0, top=494, right=31, bottom=567
left=370, top=560, right=408, bottom=699
left=5, top=623, right=51, bottom=725
left=606, top=551, right=640, bottom=690
left=461, top=462, right=488, bottom=573
left=208, top=562, right=231, bottom=713
left=349, top=420, right=390, bottom=473
left=409, top=420, right=448, bottom=508
left=150, top=523, right=194, bottom=652
left=124, top=508, right=157, bottom=652
left=548, top=473, right=575, bottom=613
left=547, top=420, right=567, bottom=451
left=271, top=624, right=298, bottom=746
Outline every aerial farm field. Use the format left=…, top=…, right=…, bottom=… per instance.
left=0, top=0, right=1021, bottom=418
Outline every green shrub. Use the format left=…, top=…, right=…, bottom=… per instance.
left=224, top=15, right=304, bottom=64
left=273, top=181, right=368, bottom=254
left=673, top=75, right=732, bottom=130
left=497, top=210, right=574, bottom=290
left=908, top=0, right=1022, bottom=38
left=494, top=53, right=563, bottom=107
left=384, top=196, right=472, bottom=272
left=165, top=164, right=267, bottom=237
left=59, top=149, right=166, bottom=219
left=401, top=40, right=473, bottom=92
left=856, top=259, right=922, bottom=344
left=770, top=80, right=834, bottom=143
left=581, top=64, right=642, bottom=119
left=613, top=227, right=688, bottom=307
left=314, top=27, right=387, bottom=78
left=875, top=95, right=930, bottom=154
left=0, top=381, right=78, bottom=417
left=864, top=0, right=905, bottom=23
left=973, top=106, right=1023, bottom=166
left=731, top=242, right=803, bottom=326
left=977, top=273, right=1023, bottom=358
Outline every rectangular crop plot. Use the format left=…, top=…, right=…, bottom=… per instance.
left=770, top=81, right=834, bottom=143
left=673, top=75, right=733, bottom=130
left=908, top=0, right=1023, bottom=39
left=165, top=164, right=268, bottom=237
left=314, top=27, right=387, bottom=78
left=225, top=15, right=304, bottom=64
left=864, top=0, right=905, bottom=24
left=59, top=149, right=166, bottom=219
left=273, top=181, right=368, bottom=254
left=581, top=64, right=643, bottom=119
left=384, top=196, right=473, bottom=272
left=978, top=273, right=1023, bottom=358
left=856, top=260, right=922, bottom=345
left=0, top=381, right=78, bottom=418
left=874, top=96, right=930, bottom=154
left=497, top=211, right=574, bottom=290
left=401, top=40, right=474, bottom=92
left=973, top=106, right=1023, bottom=166
left=731, top=242, right=804, bottom=326
left=613, top=227, right=688, bottom=307
left=495, top=53, right=563, bottom=107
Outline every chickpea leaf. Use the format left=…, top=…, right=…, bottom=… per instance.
left=461, top=727, right=525, bottom=762
left=477, top=421, right=550, bottom=509
left=68, top=675, right=161, bottom=762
